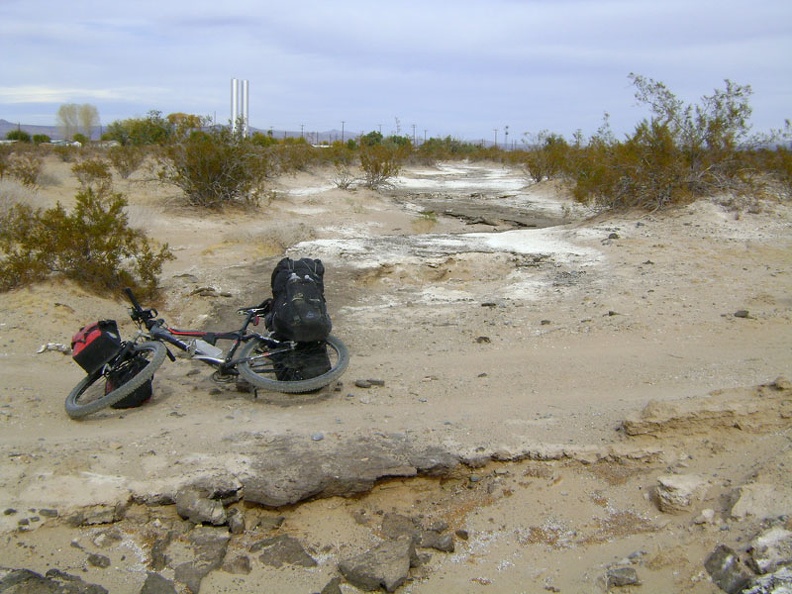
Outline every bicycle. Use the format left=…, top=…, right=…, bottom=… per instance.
left=65, top=288, right=349, bottom=419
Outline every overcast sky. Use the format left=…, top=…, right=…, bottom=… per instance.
left=1, top=0, right=790, bottom=143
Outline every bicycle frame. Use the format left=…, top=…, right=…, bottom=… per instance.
left=123, top=288, right=286, bottom=376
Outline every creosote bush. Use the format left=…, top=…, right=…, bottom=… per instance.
left=108, top=145, right=147, bottom=179
left=564, top=75, right=763, bottom=210
left=359, top=135, right=412, bottom=189
left=157, top=123, right=271, bottom=209
left=6, top=150, right=44, bottom=187
left=0, top=176, right=173, bottom=299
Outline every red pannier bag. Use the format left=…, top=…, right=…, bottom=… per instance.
left=71, top=320, right=122, bottom=374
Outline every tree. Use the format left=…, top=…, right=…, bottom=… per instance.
left=103, top=111, right=174, bottom=146
left=57, top=103, right=100, bottom=140
left=78, top=104, right=100, bottom=139
left=5, top=129, right=31, bottom=142
left=56, top=104, right=79, bottom=140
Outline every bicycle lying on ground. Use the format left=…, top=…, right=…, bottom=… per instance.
left=65, top=288, right=349, bottom=419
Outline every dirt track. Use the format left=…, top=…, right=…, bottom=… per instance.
left=1, top=159, right=791, bottom=592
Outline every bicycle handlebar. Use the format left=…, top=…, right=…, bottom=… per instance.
left=124, top=288, right=159, bottom=329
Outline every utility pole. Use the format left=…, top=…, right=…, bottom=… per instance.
left=493, top=128, right=498, bottom=148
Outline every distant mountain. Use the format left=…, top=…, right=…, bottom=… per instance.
left=0, top=119, right=64, bottom=140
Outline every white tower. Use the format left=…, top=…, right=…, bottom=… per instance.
left=230, top=78, right=249, bottom=136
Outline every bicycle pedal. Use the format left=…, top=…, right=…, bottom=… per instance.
left=211, top=370, right=238, bottom=383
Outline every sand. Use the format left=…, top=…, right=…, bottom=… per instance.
left=0, top=157, right=790, bottom=593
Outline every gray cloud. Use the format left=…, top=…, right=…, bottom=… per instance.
left=1, top=0, right=789, bottom=140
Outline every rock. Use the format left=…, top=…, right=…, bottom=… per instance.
left=741, top=566, right=792, bottom=593
left=338, top=535, right=419, bottom=592
left=320, top=577, right=344, bottom=594
left=693, top=508, right=717, bottom=525
left=172, top=526, right=230, bottom=594
left=748, top=527, right=792, bottom=574
left=175, top=488, right=227, bottom=526
left=139, top=572, right=178, bottom=594
left=240, top=434, right=459, bottom=507
left=730, top=483, right=792, bottom=521
left=221, top=555, right=252, bottom=575
left=380, top=513, right=419, bottom=540
left=704, top=544, right=753, bottom=594
left=654, top=474, right=709, bottom=514
left=87, top=553, right=111, bottom=568
left=607, top=566, right=640, bottom=587
left=0, top=567, right=109, bottom=593
left=65, top=502, right=128, bottom=527
left=227, top=508, right=246, bottom=535
left=184, top=472, right=243, bottom=505
left=419, top=531, right=455, bottom=553
left=251, top=534, right=317, bottom=568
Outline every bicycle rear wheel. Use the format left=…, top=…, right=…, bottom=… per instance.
left=237, top=335, right=349, bottom=394
left=65, top=341, right=167, bottom=419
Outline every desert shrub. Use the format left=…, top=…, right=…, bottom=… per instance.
left=0, top=178, right=29, bottom=221
left=0, top=145, right=11, bottom=178
left=758, top=147, right=792, bottom=197
left=416, top=136, right=480, bottom=164
left=8, top=151, right=44, bottom=187
left=53, top=145, right=80, bottom=162
left=325, top=141, right=356, bottom=168
left=522, top=131, right=570, bottom=182
left=332, top=166, right=357, bottom=189
left=359, top=136, right=412, bottom=189
left=107, top=144, right=147, bottom=179
left=72, top=158, right=113, bottom=192
left=157, top=124, right=271, bottom=209
left=568, top=75, right=757, bottom=210
left=273, top=137, right=318, bottom=173
left=32, top=134, right=51, bottom=144
left=0, top=181, right=173, bottom=298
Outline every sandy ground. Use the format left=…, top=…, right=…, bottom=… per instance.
left=0, top=157, right=791, bottom=593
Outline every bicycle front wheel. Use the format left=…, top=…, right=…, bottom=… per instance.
left=237, top=335, right=349, bottom=394
left=65, top=341, right=167, bottom=419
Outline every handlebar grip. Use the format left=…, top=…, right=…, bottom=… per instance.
left=124, top=287, right=143, bottom=311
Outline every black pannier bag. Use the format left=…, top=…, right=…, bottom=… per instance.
left=267, top=257, right=332, bottom=343
left=271, top=340, right=332, bottom=382
left=107, top=355, right=153, bottom=409
left=71, top=320, right=122, bottom=374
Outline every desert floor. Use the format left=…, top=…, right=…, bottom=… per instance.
left=1, top=157, right=791, bottom=593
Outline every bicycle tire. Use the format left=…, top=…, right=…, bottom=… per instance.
left=65, top=341, right=167, bottom=419
left=237, top=335, right=349, bottom=394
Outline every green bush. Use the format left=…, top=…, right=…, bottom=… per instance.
left=521, top=132, right=570, bottom=182
left=566, top=75, right=758, bottom=210
left=359, top=136, right=412, bottom=189
left=0, top=180, right=173, bottom=298
left=72, top=158, right=113, bottom=191
left=157, top=124, right=271, bottom=209
left=103, top=110, right=174, bottom=146
left=107, top=145, right=146, bottom=179
left=5, top=129, right=31, bottom=143
left=8, top=151, right=43, bottom=186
